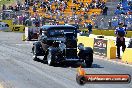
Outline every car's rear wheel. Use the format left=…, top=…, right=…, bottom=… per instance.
left=47, top=52, right=55, bottom=66
left=84, top=53, right=93, bottom=67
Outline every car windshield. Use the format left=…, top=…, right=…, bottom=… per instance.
left=49, top=30, right=64, bottom=37
left=49, top=29, right=75, bottom=37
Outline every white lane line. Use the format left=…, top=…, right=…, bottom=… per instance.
left=15, top=44, right=32, bottom=46
left=94, top=55, right=132, bottom=67
left=25, top=41, right=35, bottom=44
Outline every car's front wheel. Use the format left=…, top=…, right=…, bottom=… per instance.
left=84, top=53, right=93, bottom=67
left=47, top=52, right=55, bottom=66
left=32, top=46, right=39, bottom=61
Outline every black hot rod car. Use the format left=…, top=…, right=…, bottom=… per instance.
left=32, top=25, right=93, bottom=67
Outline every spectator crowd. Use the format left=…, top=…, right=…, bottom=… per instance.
left=112, top=0, right=132, bottom=29
left=1, top=0, right=107, bottom=28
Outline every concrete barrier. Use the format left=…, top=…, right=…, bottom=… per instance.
left=0, top=20, right=13, bottom=30
left=107, top=39, right=116, bottom=59
left=122, top=48, right=132, bottom=63
left=80, top=29, right=132, bottom=38
left=77, top=36, right=94, bottom=49
left=78, top=35, right=132, bottom=65
left=0, top=20, right=25, bottom=32
left=12, top=25, right=25, bottom=32
left=77, top=36, right=116, bottom=59
left=22, top=34, right=26, bottom=41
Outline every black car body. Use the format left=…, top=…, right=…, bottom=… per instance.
left=68, top=24, right=79, bottom=30
left=32, top=25, right=93, bottom=67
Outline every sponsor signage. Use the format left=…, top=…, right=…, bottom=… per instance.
left=12, top=25, right=25, bottom=32
left=93, top=38, right=107, bottom=56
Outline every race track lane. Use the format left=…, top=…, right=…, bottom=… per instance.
left=0, top=32, right=131, bottom=88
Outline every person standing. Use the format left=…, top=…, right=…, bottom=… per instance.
left=108, top=19, right=112, bottom=29
left=102, top=6, right=108, bottom=17
left=2, top=4, right=6, bottom=10
left=35, top=19, right=40, bottom=27
left=87, top=22, right=93, bottom=36
left=41, top=17, right=45, bottom=26
left=115, top=23, right=126, bottom=59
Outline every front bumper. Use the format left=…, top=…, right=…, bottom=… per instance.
left=55, top=57, right=83, bottom=62
left=65, top=58, right=80, bottom=61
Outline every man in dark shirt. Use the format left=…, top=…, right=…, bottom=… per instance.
left=102, top=6, right=108, bottom=16
left=87, top=22, right=93, bottom=36
left=115, top=23, right=126, bottom=59
left=35, top=19, right=40, bottom=27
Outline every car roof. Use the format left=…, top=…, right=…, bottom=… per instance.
left=41, top=25, right=76, bottom=31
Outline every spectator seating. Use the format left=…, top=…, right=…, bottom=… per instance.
left=27, top=0, right=107, bottom=26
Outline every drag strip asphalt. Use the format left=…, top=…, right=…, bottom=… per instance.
left=0, top=32, right=131, bottom=88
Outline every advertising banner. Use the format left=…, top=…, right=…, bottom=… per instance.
left=93, top=38, right=107, bottom=56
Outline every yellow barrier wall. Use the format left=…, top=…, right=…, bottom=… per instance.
left=107, top=39, right=116, bottom=59
left=81, top=29, right=132, bottom=38
left=12, top=25, right=25, bottom=32
left=0, top=20, right=13, bottom=30
left=77, top=36, right=94, bottom=49
left=122, top=48, right=132, bottom=63
left=78, top=36, right=116, bottom=59
left=0, top=20, right=25, bottom=32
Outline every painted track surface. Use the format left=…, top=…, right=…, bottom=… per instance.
left=0, top=32, right=131, bottom=88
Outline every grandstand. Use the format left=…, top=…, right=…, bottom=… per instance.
left=0, top=0, right=132, bottom=30
left=26, top=0, right=107, bottom=26
left=112, top=0, right=132, bottom=30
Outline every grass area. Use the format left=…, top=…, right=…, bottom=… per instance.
left=0, top=0, right=16, bottom=10
left=81, top=29, right=132, bottom=38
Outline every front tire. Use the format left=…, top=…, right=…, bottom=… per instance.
left=85, top=53, right=93, bottom=67
left=32, top=46, right=39, bottom=61
left=47, top=52, right=55, bottom=66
